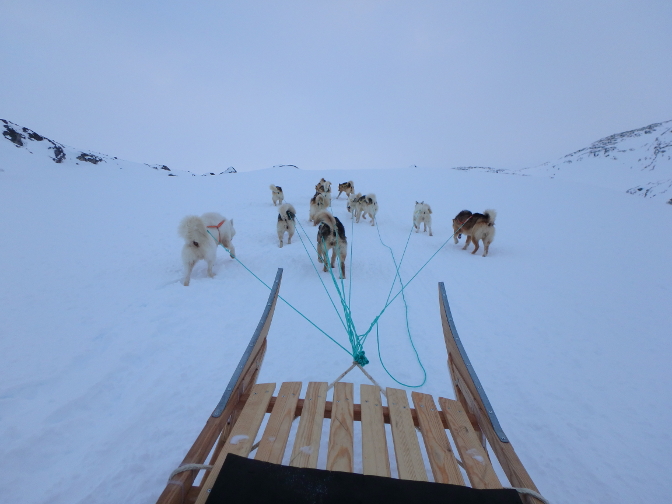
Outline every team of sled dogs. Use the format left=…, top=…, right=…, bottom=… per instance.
left=178, top=178, right=496, bottom=285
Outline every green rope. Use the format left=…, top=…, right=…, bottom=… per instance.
left=206, top=212, right=472, bottom=386
left=373, top=223, right=427, bottom=388
left=206, top=229, right=352, bottom=357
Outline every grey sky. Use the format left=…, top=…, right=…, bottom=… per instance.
left=2, top=1, right=671, bottom=173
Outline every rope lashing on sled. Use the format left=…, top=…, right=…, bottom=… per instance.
left=326, top=361, right=388, bottom=397
left=169, top=463, right=213, bottom=481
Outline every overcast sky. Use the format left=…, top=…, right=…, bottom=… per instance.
left=2, top=1, right=671, bottom=173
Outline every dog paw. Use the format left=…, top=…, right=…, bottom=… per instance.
left=278, top=242, right=283, bottom=248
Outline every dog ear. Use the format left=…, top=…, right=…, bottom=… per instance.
left=416, top=201, right=418, bottom=205
left=428, top=206, right=432, bottom=213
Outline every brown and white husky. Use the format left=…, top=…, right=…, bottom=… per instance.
left=276, top=203, right=296, bottom=248
left=315, top=178, right=332, bottom=207
left=337, top=180, right=354, bottom=199
left=452, top=209, right=496, bottom=256
left=309, top=192, right=327, bottom=225
left=314, top=211, right=347, bottom=279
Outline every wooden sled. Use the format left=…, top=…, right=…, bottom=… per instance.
left=156, top=268, right=543, bottom=504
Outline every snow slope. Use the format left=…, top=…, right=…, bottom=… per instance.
left=519, top=120, right=672, bottom=204
left=1, top=129, right=671, bottom=504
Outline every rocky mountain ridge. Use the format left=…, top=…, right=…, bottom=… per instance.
left=1, top=119, right=234, bottom=176
left=518, top=120, right=672, bottom=204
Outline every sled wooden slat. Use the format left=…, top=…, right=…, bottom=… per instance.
left=326, top=382, right=354, bottom=473
left=438, top=397, right=501, bottom=489
left=360, top=384, right=391, bottom=477
left=255, top=382, right=302, bottom=464
left=387, top=387, right=428, bottom=482
left=288, top=381, right=327, bottom=468
left=195, top=383, right=276, bottom=504
left=411, top=391, right=465, bottom=485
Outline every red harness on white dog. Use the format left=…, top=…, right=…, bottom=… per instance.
left=206, top=219, right=226, bottom=244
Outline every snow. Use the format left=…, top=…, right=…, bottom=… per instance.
left=1, top=136, right=671, bottom=504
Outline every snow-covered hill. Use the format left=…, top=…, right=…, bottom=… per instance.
left=1, top=120, right=671, bottom=504
left=518, top=120, right=672, bottom=204
left=1, top=119, right=238, bottom=176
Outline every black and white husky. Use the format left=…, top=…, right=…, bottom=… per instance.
left=276, top=203, right=296, bottom=248
left=413, top=201, right=433, bottom=236
left=347, top=192, right=378, bottom=225
left=315, top=211, right=347, bottom=279
left=269, top=184, right=284, bottom=206
left=178, top=212, right=236, bottom=286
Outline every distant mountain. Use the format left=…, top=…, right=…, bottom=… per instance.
left=0, top=119, right=235, bottom=177
left=518, top=120, right=672, bottom=204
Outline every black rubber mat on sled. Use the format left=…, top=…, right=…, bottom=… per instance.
left=205, top=453, right=524, bottom=504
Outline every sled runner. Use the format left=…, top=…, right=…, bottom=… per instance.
left=156, top=269, right=543, bottom=504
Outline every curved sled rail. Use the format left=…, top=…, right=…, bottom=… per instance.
left=156, top=268, right=283, bottom=504
left=438, top=282, right=540, bottom=498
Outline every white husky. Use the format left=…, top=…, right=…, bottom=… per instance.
left=413, top=201, right=433, bottom=236
left=178, top=212, right=236, bottom=286
left=277, top=203, right=296, bottom=248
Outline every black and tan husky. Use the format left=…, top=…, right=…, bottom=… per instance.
left=315, top=211, right=347, bottom=279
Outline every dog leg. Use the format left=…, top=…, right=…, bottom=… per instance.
left=482, top=240, right=490, bottom=257
left=462, top=235, right=471, bottom=250
left=183, top=260, right=196, bottom=287
left=278, top=231, right=284, bottom=248
left=288, top=228, right=294, bottom=244
left=471, top=238, right=480, bottom=255
left=226, top=242, right=236, bottom=258
left=317, top=241, right=325, bottom=268
left=428, top=224, right=433, bottom=237
left=453, top=224, right=460, bottom=243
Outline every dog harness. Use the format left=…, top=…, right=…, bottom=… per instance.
left=206, top=219, right=226, bottom=244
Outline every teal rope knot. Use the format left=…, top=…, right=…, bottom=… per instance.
left=353, top=350, right=369, bottom=366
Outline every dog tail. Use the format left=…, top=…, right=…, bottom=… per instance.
left=279, top=203, right=296, bottom=220
left=270, top=184, right=277, bottom=191
left=314, top=210, right=336, bottom=229
left=178, top=215, right=208, bottom=244
left=483, top=209, right=497, bottom=224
